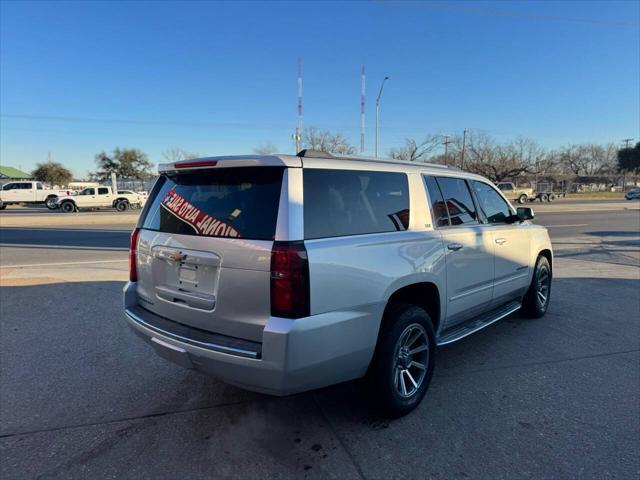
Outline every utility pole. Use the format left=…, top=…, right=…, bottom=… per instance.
left=461, top=129, right=468, bottom=169
left=360, top=65, right=366, bottom=154
left=621, top=138, right=633, bottom=192
left=442, top=135, right=452, bottom=157
left=375, top=76, right=390, bottom=158
left=293, top=59, right=303, bottom=153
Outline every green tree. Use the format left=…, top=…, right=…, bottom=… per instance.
left=618, top=142, right=640, bottom=174
left=93, top=148, right=154, bottom=180
left=31, top=161, right=73, bottom=186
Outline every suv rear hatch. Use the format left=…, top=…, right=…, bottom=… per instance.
left=134, top=165, right=285, bottom=342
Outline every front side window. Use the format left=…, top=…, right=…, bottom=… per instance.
left=304, top=169, right=410, bottom=239
left=19, top=183, right=31, bottom=189
left=498, top=183, right=513, bottom=191
left=36, top=183, right=44, bottom=190
left=2, top=183, right=15, bottom=190
left=80, top=188, right=95, bottom=195
left=424, top=175, right=449, bottom=227
left=435, top=177, right=478, bottom=226
left=471, top=181, right=512, bottom=224
left=98, top=187, right=109, bottom=195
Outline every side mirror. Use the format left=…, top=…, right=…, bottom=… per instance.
left=516, top=206, right=534, bottom=221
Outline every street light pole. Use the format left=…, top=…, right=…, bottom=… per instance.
left=375, top=76, right=390, bottom=158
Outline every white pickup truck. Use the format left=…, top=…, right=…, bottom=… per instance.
left=56, top=186, right=144, bottom=213
left=0, top=181, right=72, bottom=210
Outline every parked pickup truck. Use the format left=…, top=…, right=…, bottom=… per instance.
left=56, top=186, right=143, bottom=213
left=0, top=181, right=71, bottom=210
left=496, top=182, right=535, bottom=204
left=497, top=182, right=563, bottom=203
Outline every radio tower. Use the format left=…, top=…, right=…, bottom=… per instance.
left=360, top=65, right=366, bottom=154
left=294, top=59, right=303, bottom=153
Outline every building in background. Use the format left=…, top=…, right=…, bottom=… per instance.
left=0, top=166, right=32, bottom=186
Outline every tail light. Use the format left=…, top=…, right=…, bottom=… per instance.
left=270, top=241, right=310, bottom=318
left=129, top=228, right=141, bottom=282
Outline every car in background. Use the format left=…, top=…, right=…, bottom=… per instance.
left=0, top=181, right=72, bottom=210
left=496, top=182, right=534, bottom=204
left=118, top=190, right=148, bottom=208
left=624, top=188, right=640, bottom=200
left=56, top=186, right=144, bottom=212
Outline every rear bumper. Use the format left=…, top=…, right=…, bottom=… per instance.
left=123, top=282, right=381, bottom=396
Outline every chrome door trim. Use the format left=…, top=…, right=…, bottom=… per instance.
left=449, top=282, right=493, bottom=302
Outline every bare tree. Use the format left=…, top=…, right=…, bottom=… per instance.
left=388, top=135, right=441, bottom=162
left=558, top=143, right=618, bottom=179
left=253, top=142, right=278, bottom=155
left=162, top=148, right=199, bottom=163
left=463, top=132, right=540, bottom=183
left=301, top=127, right=357, bottom=155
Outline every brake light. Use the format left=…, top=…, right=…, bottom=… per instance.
left=270, top=241, right=310, bottom=318
left=129, top=228, right=141, bottom=282
left=175, top=160, right=218, bottom=169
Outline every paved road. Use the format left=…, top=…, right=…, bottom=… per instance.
left=1, top=202, right=638, bottom=479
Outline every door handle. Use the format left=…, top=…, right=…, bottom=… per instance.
left=447, top=243, right=463, bottom=251
left=495, top=237, right=507, bottom=245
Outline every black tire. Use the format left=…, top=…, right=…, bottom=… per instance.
left=541, top=193, right=549, bottom=202
left=45, top=196, right=58, bottom=209
left=522, top=256, right=552, bottom=318
left=518, top=194, right=528, bottom=204
left=115, top=200, right=129, bottom=212
left=0, top=204, right=6, bottom=210
left=548, top=194, right=556, bottom=202
left=60, top=201, right=75, bottom=213
left=363, top=304, right=436, bottom=418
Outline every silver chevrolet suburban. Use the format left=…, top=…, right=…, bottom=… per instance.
left=124, top=150, right=552, bottom=417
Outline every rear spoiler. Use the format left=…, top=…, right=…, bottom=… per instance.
left=158, top=155, right=301, bottom=173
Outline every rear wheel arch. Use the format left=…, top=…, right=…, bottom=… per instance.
left=383, top=282, right=441, bottom=335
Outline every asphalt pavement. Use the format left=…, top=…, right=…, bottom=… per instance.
left=0, top=201, right=638, bottom=479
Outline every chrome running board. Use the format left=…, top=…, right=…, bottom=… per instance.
left=437, top=300, right=522, bottom=346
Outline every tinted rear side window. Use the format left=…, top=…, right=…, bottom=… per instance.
left=141, top=167, right=284, bottom=240
left=424, top=175, right=450, bottom=227
left=435, top=177, right=478, bottom=226
left=304, top=169, right=410, bottom=239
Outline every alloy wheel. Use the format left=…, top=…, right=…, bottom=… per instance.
left=537, top=266, right=550, bottom=307
left=393, top=323, right=429, bottom=398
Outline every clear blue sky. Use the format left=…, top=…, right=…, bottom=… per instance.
left=1, top=0, right=638, bottom=178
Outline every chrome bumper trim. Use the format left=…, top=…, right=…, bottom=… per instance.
left=125, top=307, right=261, bottom=359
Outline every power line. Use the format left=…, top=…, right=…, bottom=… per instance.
left=622, top=138, right=634, bottom=148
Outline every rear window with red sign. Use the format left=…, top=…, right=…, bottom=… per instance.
left=141, top=167, right=284, bottom=240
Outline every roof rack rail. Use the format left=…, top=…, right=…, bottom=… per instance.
left=296, top=149, right=333, bottom=158
left=331, top=153, right=456, bottom=169
left=296, top=149, right=458, bottom=170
